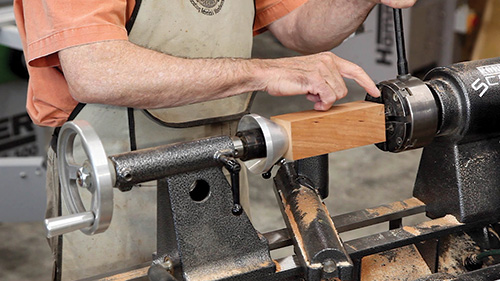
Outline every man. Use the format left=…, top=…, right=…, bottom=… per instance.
left=14, top=0, right=416, bottom=280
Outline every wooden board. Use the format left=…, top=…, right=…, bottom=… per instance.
left=271, top=100, right=386, bottom=160
left=98, top=265, right=149, bottom=280
left=472, top=0, right=500, bottom=60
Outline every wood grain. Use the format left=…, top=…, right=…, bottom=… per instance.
left=271, top=100, right=386, bottom=160
left=98, top=266, right=149, bottom=280
left=472, top=0, right=500, bottom=60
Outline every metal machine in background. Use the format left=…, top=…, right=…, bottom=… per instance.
left=0, top=3, right=48, bottom=223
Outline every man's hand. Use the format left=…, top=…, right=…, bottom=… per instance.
left=256, top=52, right=380, bottom=111
left=373, top=0, right=417, bottom=9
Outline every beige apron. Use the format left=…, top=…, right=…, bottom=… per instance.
left=61, top=1, right=255, bottom=279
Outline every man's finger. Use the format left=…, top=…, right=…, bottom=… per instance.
left=313, top=54, right=348, bottom=102
left=315, top=101, right=331, bottom=111
left=335, top=57, right=380, bottom=98
left=306, top=93, right=321, bottom=102
left=316, top=87, right=337, bottom=111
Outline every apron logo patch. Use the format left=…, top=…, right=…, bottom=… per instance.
left=190, top=0, right=224, bottom=16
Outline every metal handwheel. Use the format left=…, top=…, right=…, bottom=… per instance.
left=45, top=120, right=114, bottom=238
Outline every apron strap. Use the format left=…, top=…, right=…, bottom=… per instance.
left=126, top=0, right=142, bottom=34
left=50, top=103, right=87, bottom=153
left=50, top=104, right=138, bottom=153
left=127, top=108, right=137, bottom=151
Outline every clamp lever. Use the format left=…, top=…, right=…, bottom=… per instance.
left=218, top=154, right=243, bottom=216
left=261, top=166, right=274, bottom=179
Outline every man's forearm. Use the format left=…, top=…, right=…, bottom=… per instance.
left=268, top=0, right=376, bottom=54
left=59, top=40, right=265, bottom=109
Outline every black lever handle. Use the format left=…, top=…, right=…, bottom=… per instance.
left=218, top=154, right=243, bottom=216
left=393, top=8, right=410, bottom=80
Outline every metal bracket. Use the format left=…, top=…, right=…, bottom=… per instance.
left=156, top=166, right=275, bottom=280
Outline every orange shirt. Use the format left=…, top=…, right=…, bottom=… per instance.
left=14, top=0, right=307, bottom=127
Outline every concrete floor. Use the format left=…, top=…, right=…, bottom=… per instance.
left=0, top=32, right=422, bottom=280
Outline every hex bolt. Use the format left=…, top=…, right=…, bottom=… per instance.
left=322, top=259, right=337, bottom=274
left=160, top=257, right=173, bottom=271
left=387, top=124, right=394, bottom=132
left=386, top=104, right=393, bottom=115
left=76, top=166, right=92, bottom=190
left=396, top=137, right=403, bottom=146
left=122, top=169, right=133, bottom=182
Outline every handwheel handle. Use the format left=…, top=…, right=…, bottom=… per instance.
left=45, top=212, right=94, bottom=238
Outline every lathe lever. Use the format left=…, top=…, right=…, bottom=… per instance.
left=217, top=154, right=243, bottom=216
left=393, top=8, right=410, bottom=80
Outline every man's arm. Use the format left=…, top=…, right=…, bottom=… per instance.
left=59, top=40, right=380, bottom=111
left=268, top=0, right=417, bottom=54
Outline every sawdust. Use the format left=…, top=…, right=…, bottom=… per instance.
left=403, top=215, right=461, bottom=237
left=273, top=260, right=281, bottom=272
left=282, top=192, right=309, bottom=263
left=293, top=187, right=321, bottom=227
left=438, top=232, right=480, bottom=276
left=360, top=245, right=431, bottom=281
left=365, top=198, right=424, bottom=217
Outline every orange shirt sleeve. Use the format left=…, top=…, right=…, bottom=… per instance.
left=254, top=0, right=308, bottom=34
left=19, top=0, right=133, bottom=67
left=14, top=0, right=135, bottom=127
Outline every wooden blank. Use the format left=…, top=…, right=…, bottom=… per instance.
left=271, top=100, right=386, bottom=160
